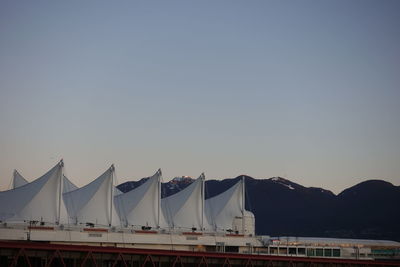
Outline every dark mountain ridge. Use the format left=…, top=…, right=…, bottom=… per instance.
left=117, top=176, right=400, bottom=241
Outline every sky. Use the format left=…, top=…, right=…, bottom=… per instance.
left=0, top=0, right=399, bottom=194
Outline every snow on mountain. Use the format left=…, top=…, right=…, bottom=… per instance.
left=270, top=177, right=295, bottom=190
left=167, top=176, right=194, bottom=191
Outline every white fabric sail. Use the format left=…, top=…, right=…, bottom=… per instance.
left=114, top=187, right=123, bottom=196
left=205, top=177, right=254, bottom=233
left=63, top=165, right=120, bottom=226
left=62, top=174, right=121, bottom=195
left=12, top=170, right=29, bottom=189
left=161, top=173, right=210, bottom=231
left=12, top=170, right=77, bottom=194
left=114, top=169, right=167, bottom=229
left=63, top=175, right=78, bottom=193
left=0, top=161, right=65, bottom=224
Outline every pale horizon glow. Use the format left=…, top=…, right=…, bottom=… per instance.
left=0, top=0, right=399, bottom=194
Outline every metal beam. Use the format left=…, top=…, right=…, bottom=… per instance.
left=45, top=249, right=66, bottom=267
left=80, top=251, right=98, bottom=267
left=141, top=254, right=156, bottom=267
left=9, top=248, right=32, bottom=267
left=112, top=253, right=128, bottom=267
left=172, top=255, right=184, bottom=267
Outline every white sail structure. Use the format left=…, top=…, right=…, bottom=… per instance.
left=114, top=187, right=123, bottom=196
left=161, top=173, right=210, bottom=231
left=63, top=174, right=121, bottom=195
left=13, top=168, right=78, bottom=192
left=13, top=170, right=78, bottom=194
left=63, top=175, right=78, bottom=193
left=114, top=169, right=167, bottom=229
left=63, top=165, right=120, bottom=226
left=0, top=160, right=66, bottom=224
left=205, top=177, right=255, bottom=235
left=12, top=170, right=29, bottom=189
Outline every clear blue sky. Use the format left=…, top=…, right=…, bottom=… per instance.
left=1, top=0, right=399, bottom=194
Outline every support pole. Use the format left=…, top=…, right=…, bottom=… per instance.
left=242, top=175, right=245, bottom=235
left=110, top=164, right=115, bottom=227
left=157, top=169, right=162, bottom=228
left=201, top=173, right=205, bottom=231
left=57, top=160, right=64, bottom=225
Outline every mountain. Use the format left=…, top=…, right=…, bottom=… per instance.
left=118, top=176, right=194, bottom=197
left=333, top=180, right=400, bottom=240
left=117, top=176, right=400, bottom=241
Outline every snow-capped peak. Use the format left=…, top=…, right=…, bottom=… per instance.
left=270, top=177, right=295, bottom=190
left=167, top=176, right=194, bottom=191
left=171, top=176, right=193, bottom=183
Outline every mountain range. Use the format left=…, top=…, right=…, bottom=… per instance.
left=117, top=176, right=400, bottom=241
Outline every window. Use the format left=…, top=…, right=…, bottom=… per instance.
left=333, top=249, right=341, bottom=257
left=307, top=248, right=315, bottom=257
left=316, top=248, right=323, bottom=257
left=270, top=247, right=278, bottom=254
left=324, top=249, right=332, bottom=257
left=225, top=246, right=239, bottom=253
left=298, top=248, right=306, bottom=255
left=279, top=247, right=288, bottom=255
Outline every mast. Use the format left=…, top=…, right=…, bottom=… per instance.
left=57, top=159, right=64, bottom=225
left=12, top=169, right=17, bottom=189
left=110, top=164, right=114, bottom=227
left=201, top=173, right=205, bottom=231
left=157, top=169, right=161, bottom=228
left=242, top=175, right=245, bottom=235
